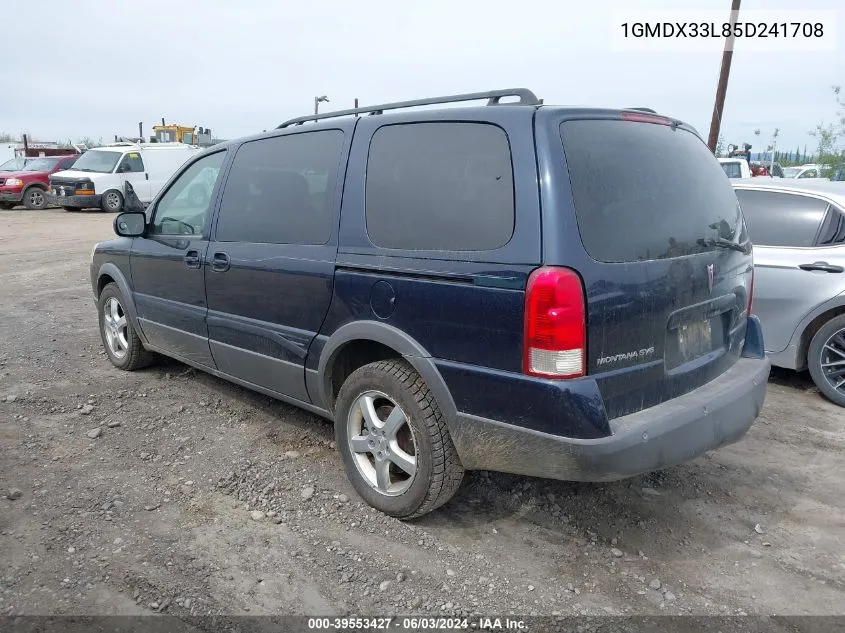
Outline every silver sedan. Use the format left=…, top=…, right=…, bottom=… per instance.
left=732, top=179, right=845, bottom=406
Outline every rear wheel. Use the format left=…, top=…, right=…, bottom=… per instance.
left=334, top=359, right=464, bottom=519
left=98, top=283, right=155, bottom=371
left=23, top=187, right=46, bottom=210
left=101, top=190, right=123, bottom=213
left=808, top=314, right=845, bottom=407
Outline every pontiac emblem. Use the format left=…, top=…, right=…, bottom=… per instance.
left=706, top=264, right=715, bottom=294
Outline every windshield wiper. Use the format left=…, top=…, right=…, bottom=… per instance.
left=698, top=237, right=748, bottom=253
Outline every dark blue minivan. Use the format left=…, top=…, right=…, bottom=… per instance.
left=92, top=89, right=770, bottom=518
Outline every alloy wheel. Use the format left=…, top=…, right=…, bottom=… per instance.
left=346, top=390, right=417, bottom=496
left=102, top=297, right=129, bottom=359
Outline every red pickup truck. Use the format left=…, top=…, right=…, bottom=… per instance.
left=0, top=154, right=79, bottom=210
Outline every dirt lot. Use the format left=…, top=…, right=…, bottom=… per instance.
left=1, top=208, right=844, bottom=621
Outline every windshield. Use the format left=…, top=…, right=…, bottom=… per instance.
left=561, top=119, right=745, bottom=263
left=71, top=150, right=122, bottom=173
left=783, top=167, right=801, bottom=178
left=0, top=157, right=29, bottom=172
left=23, top=157, right=61, bottom=172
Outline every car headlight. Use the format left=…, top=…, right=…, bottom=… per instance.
left=5, top=178, right=23, bottom=187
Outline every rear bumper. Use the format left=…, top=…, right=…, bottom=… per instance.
left=449, top=354, right=770, bottom=481
left=0, top=191, right=23, bottom=203
left=46, top=193, right=101, bottom=209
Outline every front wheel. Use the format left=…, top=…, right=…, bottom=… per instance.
left=334, top=359, right=464, bottom=519
left=23, top=187, right=47, bottom=210
left=808, top=315, right=845, bottom=407
left=101, top=190, right=124, bottom=213
left=97, top=283, right=155, bottom=371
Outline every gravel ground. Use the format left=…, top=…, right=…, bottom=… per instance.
left=1, top=209, right=843, bottom=621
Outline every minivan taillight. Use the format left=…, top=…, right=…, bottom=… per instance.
left=523, top=266, right=586, bottom=379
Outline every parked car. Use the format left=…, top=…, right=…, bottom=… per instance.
left=0, top=154, right=79, bottom=210
left=91, top=89, right=769, bottom=518
left=782, top=164, right=826, bottom=179
left=718, top=157, right=752, bottom=179
left=750, top=161, right=785, bottom=178
left=732, top=178, right=845, bottom=406
left=49, top=142, right=201, bottom=212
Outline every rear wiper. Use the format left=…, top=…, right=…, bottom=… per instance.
left=697, top=237, right=748, bottom=253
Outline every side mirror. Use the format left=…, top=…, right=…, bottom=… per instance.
left=114, top=212, right=146, bottom=237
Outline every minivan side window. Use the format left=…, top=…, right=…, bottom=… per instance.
left=150, top=151, right=227, bottom=236
left=215, top=130, right=344, bottom=245
left=734, top=189, right=829, bottom=247
left=117, top=152, right=145, bottom=173
left=365, top=122, right=515, bottom=251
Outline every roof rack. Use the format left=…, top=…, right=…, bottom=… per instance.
left=278, top=88, right=542, bottom=128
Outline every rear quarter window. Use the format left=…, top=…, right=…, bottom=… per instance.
left=560, top=119, right=743, bottom=263
left=365, top=122, right=515, bottom=251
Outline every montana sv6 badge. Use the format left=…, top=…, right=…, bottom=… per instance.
left=596, top=347, right=656, bottom=367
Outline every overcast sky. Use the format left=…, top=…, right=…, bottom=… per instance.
left=1, top=0, right=841, bottom=155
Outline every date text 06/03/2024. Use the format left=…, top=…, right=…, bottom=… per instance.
left=306, top=617, right=528, bottom=630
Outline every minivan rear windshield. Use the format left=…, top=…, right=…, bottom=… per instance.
left=560, top=119, right=744, bottom=263
left=71, top=150, right=122, bottom=173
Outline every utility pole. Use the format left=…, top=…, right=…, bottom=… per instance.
left=769, top=128, right=779, bottom=173
left=707, top=0, right=742, bottom=153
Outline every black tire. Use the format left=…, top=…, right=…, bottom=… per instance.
left=808, top=314, right=845, bottom=407
left=23, top=187, right=47, bottom=210
left=101, top=190, right=124, bottom=213
left=0, top=202, right=15, bottom=210
left=334, top=359, right=464, bottom=519
left=97, top=283, right=155, bottom=371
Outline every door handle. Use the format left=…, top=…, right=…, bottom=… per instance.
left=183, top=249, right=201, bottom=269
left=799, top=261, right=844, bottom=273
left=211, top=252, right=230, bottom=272
left=145, top=173, right=149, bottom=180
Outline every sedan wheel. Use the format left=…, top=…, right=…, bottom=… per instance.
left=808, top=314, right=845, bottom=407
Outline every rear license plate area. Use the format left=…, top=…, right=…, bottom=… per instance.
left=665, top=315, right=726, bottom=369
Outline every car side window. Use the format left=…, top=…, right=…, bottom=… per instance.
left=117, top=152, right=145, bottom=173
left=799, top=169, right=817, bottom=179
left=817, top=205, right=845, bottom=245
left=735, top=189, right=829, bottom=247
left=150, top=151, right=227, bottom=236
left=215, top=130, right=344, bottom=245
left=365, top=122, right=515, bottom=251
left=62, top=156, right=78, bottom=169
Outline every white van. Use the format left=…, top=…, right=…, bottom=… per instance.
left=48, top=142, right=202, bottom=211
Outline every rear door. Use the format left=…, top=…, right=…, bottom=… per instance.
left=203, top=125, right=351, bottom=402
left=537, top=110, right=753, bottom=420
left=735, top=188, right=845, bottom=353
